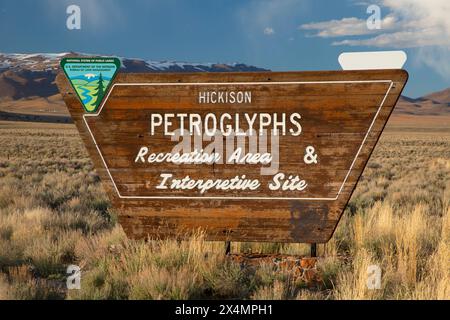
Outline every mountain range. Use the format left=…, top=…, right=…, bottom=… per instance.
left=0, top=52, right=449, bottom=127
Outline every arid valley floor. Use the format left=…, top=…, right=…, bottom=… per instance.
left=0, top=119, right=449, bottom=299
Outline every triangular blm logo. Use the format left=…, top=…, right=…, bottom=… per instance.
left=61, top=57, right=120, bottom=113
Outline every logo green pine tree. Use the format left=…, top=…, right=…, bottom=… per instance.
left=93, top=72, right=106, bottom=109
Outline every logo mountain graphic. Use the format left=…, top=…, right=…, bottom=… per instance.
left=61, top=57, right=120, bottom=113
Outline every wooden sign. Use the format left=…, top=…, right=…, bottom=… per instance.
left=57, top=68, right=407, bottom=243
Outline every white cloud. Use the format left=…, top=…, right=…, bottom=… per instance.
left=415, top=46, right=450, bottom=80
left=300, top=15, right=397, bottom=37
left=299, top=0, right=450, bottom=48
left=332, top=29, right=447, bottom=48
left=264, top=27, right=275, bottom=35
left=299, top=0, right=450, bottom=78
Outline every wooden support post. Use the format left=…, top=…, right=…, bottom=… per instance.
left=310, top=243, right=317, bottom=257
left=225, top=241, right=231, bottom=255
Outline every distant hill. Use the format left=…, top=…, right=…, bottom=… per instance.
left=423, top=87, right=450, bottom=104
left=0, top=52, right=268, bottom=121
left=0, top=52, right=449, bottom=127
left=388, top=88, right=450, bottom=129
left=0, top=52, right=267, bottom=101
left=394, top=95, right=450, bottom=117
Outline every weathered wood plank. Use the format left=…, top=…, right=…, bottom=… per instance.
left=56, top=70, right=407, bottom=243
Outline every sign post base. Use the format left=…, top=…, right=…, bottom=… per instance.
left=310, top=243, right=317, bottom=258
left=225, top=241, right=231, bottom=255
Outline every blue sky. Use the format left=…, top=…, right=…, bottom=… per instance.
left=1, top=0, right=449, bottom=98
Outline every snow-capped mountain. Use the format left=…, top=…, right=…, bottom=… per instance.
left=0, top=52, right=268, bottom=102
left=0, top=52, right=448, bottom=123
left=0, top=52, right=267, bottom=73
left=0, top=52, right=269, bottom=122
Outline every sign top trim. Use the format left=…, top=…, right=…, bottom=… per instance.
left=86, top=79, right=394, bottom=117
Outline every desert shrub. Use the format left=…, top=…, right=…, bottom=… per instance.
left=0, top=125, right=449, bottom=300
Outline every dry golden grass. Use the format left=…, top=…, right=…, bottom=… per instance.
left=0, top=121, right=449, bottom=300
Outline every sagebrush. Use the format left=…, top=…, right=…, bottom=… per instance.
left=0, top=123, right=448, bottom=299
